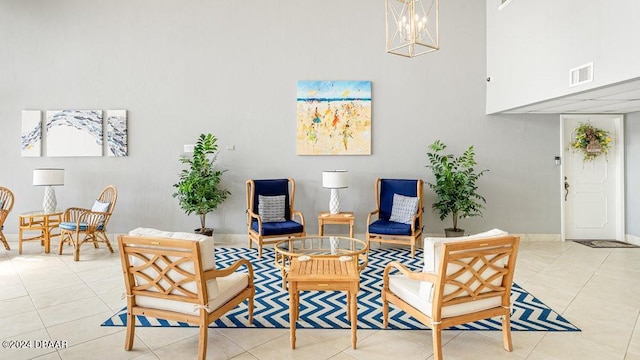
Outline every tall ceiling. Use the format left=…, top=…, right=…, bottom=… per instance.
left=503, top=78, right=640, bottom=114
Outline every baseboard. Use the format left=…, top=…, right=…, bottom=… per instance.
left=8, top=232, right=638, bottom=247
left=0, top=233, right=568, bottom=244
left=626, top=234, right=640, bottom=246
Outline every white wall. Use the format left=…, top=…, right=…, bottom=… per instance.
left=486, top=0, right=640, bottom=114
left=626, top=113, right=640, bottom=236
left=0, top=0, right=562, bottom=237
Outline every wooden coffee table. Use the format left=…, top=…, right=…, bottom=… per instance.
left=274, top=236, right=368, bottom=289
left=288, top=257, right=360, bottom=349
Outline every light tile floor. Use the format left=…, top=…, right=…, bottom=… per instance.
left=1, top=235, right=640, bottom=360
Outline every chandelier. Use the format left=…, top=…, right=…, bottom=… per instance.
left=385, top=0, right=439, bottom=58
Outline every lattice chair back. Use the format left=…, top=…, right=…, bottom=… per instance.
left=432, top=236, right=519, bottom=321
left=120, top=236, right=207, bottom=310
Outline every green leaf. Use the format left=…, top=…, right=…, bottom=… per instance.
left=426, top=140, right=488, bottom=231
left=173, top=133, right=230, bottom=229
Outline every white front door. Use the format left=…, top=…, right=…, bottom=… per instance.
left=561, top=114, right=625, bottom=241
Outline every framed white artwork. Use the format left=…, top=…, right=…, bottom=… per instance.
left=21, top=110, right=42, bottom=157
left=46, top=110, right=103, bottom=157
left=106, top=110, right=128, bottom=156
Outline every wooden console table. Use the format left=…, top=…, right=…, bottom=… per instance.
left=288, top=257, right=360, bottom=349
left=18, top=210, right=62, bottom=254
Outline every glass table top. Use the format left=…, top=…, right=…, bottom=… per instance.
left=274, top=236, right=367, bottom=257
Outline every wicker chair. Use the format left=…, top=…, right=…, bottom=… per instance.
left=119, top=229, right=254, bottom=360
left=58, top=185, right=117, bottom=261
left=0, top=187, right=15, bottom=250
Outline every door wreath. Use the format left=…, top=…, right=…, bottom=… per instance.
left=570, top=122, right=612, bottom=162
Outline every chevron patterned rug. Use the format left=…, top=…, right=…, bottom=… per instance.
left=102, top=247, right=580, bottom=331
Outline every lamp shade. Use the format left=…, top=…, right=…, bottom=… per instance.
left=33, top=168, right=65, bottom=186
left=322, top=170, right=348, bottom=189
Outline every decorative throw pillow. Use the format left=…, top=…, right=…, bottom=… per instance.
left=91, top=200, right=110, bottom=213
left=258, top=195, right=286, bottom=222
left=389, top=194, right=419, bottom=224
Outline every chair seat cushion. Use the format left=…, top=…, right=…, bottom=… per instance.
left=128, top=227, right=216, bottom=271
left=60, top=221, right=104, bottom=231
left=388, top=275, right=501, bottom=319
left=251, top=220, right=303, bottom=236
left=368, top=219, right=412, bottom=236
left=136, top=272, right=249, bottom=315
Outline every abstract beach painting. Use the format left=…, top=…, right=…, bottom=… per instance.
left=297, top=80, right=371, bottom=155
left=21, top=110, right=42, bottom=157
left=46, top=110, right=103, bottom=157
left=106, top=110, right=128, bottom=156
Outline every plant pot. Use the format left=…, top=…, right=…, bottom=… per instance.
left=195, top=228, right=213, bottom=236
left=444, top=228, right=465, bottom=237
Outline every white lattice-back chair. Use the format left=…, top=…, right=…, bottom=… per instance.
left=59, top=185, right=117, bottom=261
left=118, top=228, right=254, bottom=360
left=382, top=232, right=520, bottom=360
left=0, top=186, right=15, bottom=250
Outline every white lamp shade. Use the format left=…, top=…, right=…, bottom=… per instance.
left=322, top=170, right=348, bottom=189
left=33, top=168, right=65, bottom=186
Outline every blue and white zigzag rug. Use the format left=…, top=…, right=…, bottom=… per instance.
left=102, top=247, right=580, bottom=332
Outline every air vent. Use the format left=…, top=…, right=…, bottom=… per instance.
left=569, top=62, right=593, bottom=87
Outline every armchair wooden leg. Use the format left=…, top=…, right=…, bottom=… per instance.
left=432, top=326, right=443, bottom=360
left=382, top=292, right=389, bottom=328
left=502, top=314, right=513, bottom=351
left=248, top=294, right=254, bottom=324
left=124, top=310, right=135, bottom=350
left=197, top=324, right=208, bottom=360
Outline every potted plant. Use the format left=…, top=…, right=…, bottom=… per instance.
left=426, top=140, right=488, bottom=237
left=173, top=133, right=230, bottom=236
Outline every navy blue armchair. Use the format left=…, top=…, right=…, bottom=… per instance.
left=366, top=178, right=424, bottom=258
left=246, top=178, right=306, bottom=257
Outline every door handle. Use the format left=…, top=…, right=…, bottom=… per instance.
left=564, top=176, right=570, bottom=201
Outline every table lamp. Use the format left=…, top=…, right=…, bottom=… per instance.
left=322, top=170, right=348, bottom=214
left=33, top=168, right=64, bottom=213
